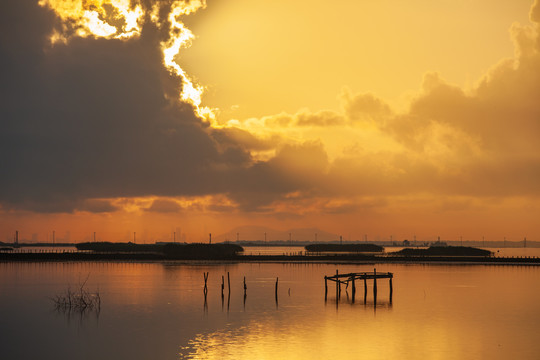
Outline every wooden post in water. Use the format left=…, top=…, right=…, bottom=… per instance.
left=243, top=276, right=247, bottom=308
left=389, top=277, right=393, bottom=303
left=324, top=276, right=328, bottom=300
left=275, top=277, right=279, bottom=304
left=351, top=276, right=356, bottom=302
left=335, top=270, right=339, bottom=299
left=203, top=272, right=208, bottom=297
left=221, top=275, right=225, bottom=310
left=373, top=268, right=377, bottom=301
left=227, top=272, right=231, bottom=294
left=364, top=276, right=367, bottom=301
left=221, top=275, right=225, bottom=298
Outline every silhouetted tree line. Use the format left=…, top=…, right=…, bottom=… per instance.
left=76, top=242, right=243, bottom=259
left=394, top=246, right=491, bottom=257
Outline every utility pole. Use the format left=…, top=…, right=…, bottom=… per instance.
left=209, top=233, right=212, bottom=244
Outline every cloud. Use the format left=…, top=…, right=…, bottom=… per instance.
left=532, top=0, right=540, bottom=24
left=0, top=0, right=249, bottom=212
left=295, top=110, right=345, bottom=127
left=78, top=199, right=119, bottom=213
left=341, top=89, right=393, bottom=125
left=223, top=0, right=540, bottom=209
left=145, top=199, right=182, bottom=213
left=1, top=0, right=539, bottom=218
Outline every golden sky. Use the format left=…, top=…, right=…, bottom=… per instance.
left=0, top=0, right=538, bottom=243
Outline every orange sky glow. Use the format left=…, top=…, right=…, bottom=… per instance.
left=0, top=0, right=539, bottom=243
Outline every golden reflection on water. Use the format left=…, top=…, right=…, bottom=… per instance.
left=1, top=262, right=539, bottom=359
left=176, top=263, right=540, bottom=360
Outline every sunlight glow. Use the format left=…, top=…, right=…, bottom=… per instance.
left=39, top=0, right=144, bottom=40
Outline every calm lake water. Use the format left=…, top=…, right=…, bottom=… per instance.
left=1, top=260, right=539, bottom=359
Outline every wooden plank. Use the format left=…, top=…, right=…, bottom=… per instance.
left=325, top=272, right=393, bottom=281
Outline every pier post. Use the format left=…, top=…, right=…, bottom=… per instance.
left=336, top=270, right=340, bottom=299
left=364, top=276, right=367, bottom=301
left=221, top=275, right=225, bottom=310
left=275, top=277, right=279, bottom=305
left=351, top=276, right=356, bottom=302
left=227, top=272, right=231, bottom=294
left=221, top=275, right=224, bottom=298
left=373, top=268, right=377, bottom=301
left=324, top=276, right=328, bottom=300
left=389, top=277, right=393, bottom=303
left=243, top=277, right=247, bottom=308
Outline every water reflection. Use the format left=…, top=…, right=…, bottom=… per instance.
left=326, top=289, right=393, bottom=311
left=52, top=305, right=101, bottom=329
left=180, top=301, right=396, bottom=360
left=1, top=262, right=540, bottom=360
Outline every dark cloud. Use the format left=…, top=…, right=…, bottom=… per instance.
left=0, top=0, right=252, bottom=212
left=0, top=0, right=334, bottom=214
left=78, top=199, right=119, bottom=213
left=210, top=127, right=273, bottom=153
left=224, top=142, right=329, bottom=211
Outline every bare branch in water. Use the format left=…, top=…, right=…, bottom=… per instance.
left=51, top=275, right=100, bottom=314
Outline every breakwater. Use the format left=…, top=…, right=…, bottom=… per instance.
left=1, top=251, right=539, bottom=264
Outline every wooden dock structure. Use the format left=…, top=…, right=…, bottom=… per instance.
left=324, top=268, right=393, bottom=302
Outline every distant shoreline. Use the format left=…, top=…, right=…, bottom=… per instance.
left=2, top=241, right=539, bottom=248
left=1, top=252, right=539, bottom=265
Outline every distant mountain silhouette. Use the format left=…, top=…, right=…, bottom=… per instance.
left=214, top=225, right=339, bottom=243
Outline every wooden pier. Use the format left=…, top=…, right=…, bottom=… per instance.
left=324, top=268, right=393, bottom=303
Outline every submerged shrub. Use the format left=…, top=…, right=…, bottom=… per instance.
left=52, top=275, right=100, bottom=313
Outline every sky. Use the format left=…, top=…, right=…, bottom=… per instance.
left=0, top=0, right=539, bottom=243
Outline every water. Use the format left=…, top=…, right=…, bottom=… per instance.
left=1, top=261, right=539, bottom=359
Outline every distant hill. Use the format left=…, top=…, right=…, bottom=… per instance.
left=214, top=225, right=339, bottom=243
